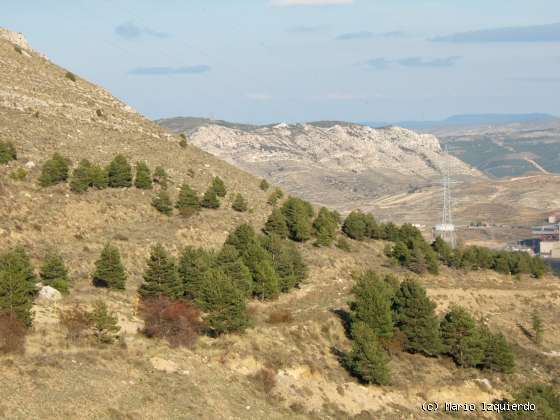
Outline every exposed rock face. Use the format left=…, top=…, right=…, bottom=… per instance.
left=36, top=285, right=62, bottom=302
left=0, top=28, right=32, bottom=52
left=171, top=122, right=483, bottom=211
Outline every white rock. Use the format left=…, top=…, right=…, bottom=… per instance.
left=37, top=285, right=62, bottom=302
left=25, top=161, right=36, bottom=169
left=150, top=357, right=178, bottom=374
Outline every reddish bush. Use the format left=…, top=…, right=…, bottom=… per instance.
left=0, top=314, right=26, bottom=354
left=140, top=296, right=202, bottom=347
left=252, top=367, right=277, bottom=394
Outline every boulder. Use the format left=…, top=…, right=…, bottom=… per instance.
left=36, top=285, right=62, bottom=302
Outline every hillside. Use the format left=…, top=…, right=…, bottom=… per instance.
left=158, top=118, right=483, bottom=209
left=1, top=29, right=560, bottom=420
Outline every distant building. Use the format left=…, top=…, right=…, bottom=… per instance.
left=531, top=223, right=560, bottom=242
left=539, top=241, right=560, bottom=259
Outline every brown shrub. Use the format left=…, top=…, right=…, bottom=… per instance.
left=380, top=330, right=406, bottom=355
left=59, top=304, right=93, bottom=344
left=0, top=314, right=26, bottom=354
left=267, top=309, right=293, bottom=324
left=139, top=296, right=202, bottom=348
left=252, top=367, right=277, bottom=394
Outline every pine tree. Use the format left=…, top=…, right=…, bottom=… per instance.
left=259, top=179, right=270, bottom=191
left=106, top=154, right=132, bottom=188
left=90, top=164, right=109, bottom=189
left=392, top=279, right=443, bottom=356
left=225, top=225, right=280, bottom=299
left=90, top=300, right=120, bottom=344
left=232, top=193, right=248, bottom=212
left=134, top=161, right=152, bottom=189
left=260, top=235, right=307, bottom=292
left=151, top=190, right=173, bottom=215
left=345, top=322, right=390, bottom=385
left=503, top=385, right=560, bottom=420
left=196, top=268, right=250, bottom=334
left=479, top=327, right=515, bottom=373
left=139, top=244, right=182, bottom=298
left=216, top=245, right=253, bottom=298
left=350, top=271, right=394, bottom=338
left=211, top=176, right=227, bottom=197
left=153, top=166, right=168, bottom=189
left=175, top=183, right=200, bottom=217
left=267, top=188, right=284, bottom=206
left=40, top=250, right=69, bottom=294
left=201, top=186, right=220, bottom=209
left=0, top=247, right=36, bottom=327
left=263, top=208, right=289, bottom=239
left=70, top=159, right=93, bottom=193
left=39, top=153, right=70, bottom=187
left=342, top=210, right=368, bottom=240
left=92, top=244, right=127, bottom=289
left=531, top=310, right=543, bottom=346
left=313, top=207, right=338, bottom=247
left=281, top=197, right=313, bottom=242
left=178, top=246, right=215, bottom=300
left=440, top=306, right=485, bottom=367
left=0, top=141, right=17, bottom=164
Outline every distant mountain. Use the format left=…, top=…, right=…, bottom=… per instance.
left=364, top=113, right=558, bottom=130
left=157, top=118, right=483, bottom=211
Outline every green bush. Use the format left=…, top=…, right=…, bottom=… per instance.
left=313, top=207, right=339, bottom=247
left=502, top=384, right=560, bottom=420
left=176, top=183, right=200, bottom=217
left=134, top=161, right=152, bottom=189
left=267, top=188, right=284, bottom=205
left=225, top=224, right=280, bottom=300
left=65, top=71, right=77, bottom=82
left=39, top=153, right=70, bottom=187
left=392, top=279, right=443, bottom=356
left=479, top=327, right=515, bottom=373
left=139, top=244, right=182, bottom=299
left=90, top=300, right=120, bottom=344
left=0, top=141, right=17, bottom=164
left=211, top=176, right=227, bottom=197
left=201, top=186, right=220, bottom=209
left=263, top=208, right=289, bottom=239
left=440, top=306, right=485, bottom=367
left=342, top=210, right=377, bottom=241
left=196, top=268, right=250, bottom=334
left=336, top=236, right=352, bottom=252
left=70, top=159, right=94, bottom=193
left=350, top=272, right=395, bottom=338
left=0, top=247, right=36, bottom=327
left=40, top=251, right=69, bottom=294
left=9, top=168, right=27, bottom=181
left=344, top=321, right=390, bottom=385
left=178, top=246, right=215, bottom=300
left=151, top=191, right=173, bottom=215
left=232, top=193, right=248, bottom=212
left=92, top=244, right=127, bottom=289
left=281, top=197, right=314, bottom=242
left=260, top=234, right=307, bottom=292
left=259, top=179, right=270, bottom=191
left=106, top=154, right=132, bottom=188
left=153, top=166, right=168, bottom=189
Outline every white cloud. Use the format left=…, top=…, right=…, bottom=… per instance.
left=271, top=0, right=352, bottom=6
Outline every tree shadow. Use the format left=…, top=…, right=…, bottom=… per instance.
left=330, top=308, right=353, bottom=339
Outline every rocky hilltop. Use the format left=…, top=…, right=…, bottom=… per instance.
left=159, top=119, right=482, bottom=212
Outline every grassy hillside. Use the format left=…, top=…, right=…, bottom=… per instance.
left=1, top=31, right=560, bottom=420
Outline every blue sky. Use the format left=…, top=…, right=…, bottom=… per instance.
left=2, top=0, right=560, bottom=123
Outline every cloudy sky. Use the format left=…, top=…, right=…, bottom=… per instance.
left=2, top=0, right=560, bottom=123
